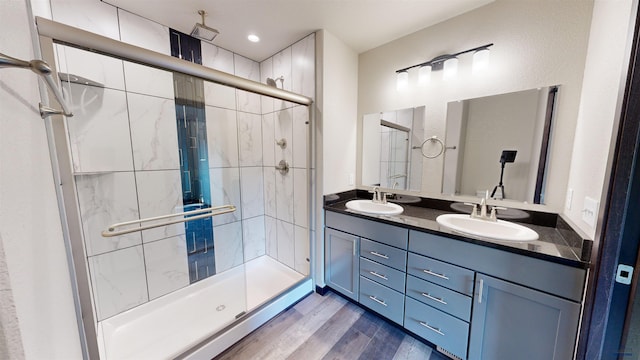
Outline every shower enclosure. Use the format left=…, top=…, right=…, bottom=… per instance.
left=36, top=17, right=314, bottom=360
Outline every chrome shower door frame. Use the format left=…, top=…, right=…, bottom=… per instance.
left=35, top=17, right=314, bottom=360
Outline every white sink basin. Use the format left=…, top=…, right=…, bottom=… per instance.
left=345, top=200, right=403, bottom=215
left=436, top=214, right=538, bottom=242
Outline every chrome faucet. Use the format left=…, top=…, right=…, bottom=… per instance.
left=465, top=191, right=506, bottom=221
left=479, top=192, right=488, bottom=219
left=370, top=186, right=389, bottom=204
left=370, top=186, right=381, bottom=203
left=489, top=205, right=507, bottom=221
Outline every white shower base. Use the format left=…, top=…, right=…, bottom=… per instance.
left=98, top=256, right=307, bottom=360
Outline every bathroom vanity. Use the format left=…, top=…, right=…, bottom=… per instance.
left=324, top=192, right=588, bottom=360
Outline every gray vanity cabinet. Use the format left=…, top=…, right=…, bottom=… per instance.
left=409, top=229, right=585, bottom=360
left=405, top=249, right=474, bottom=359
left=325, top=211, right=409, bottom=323
left=468, top=273, right=581, bottom=360
left=325, top=228, right=359, bottom=301
left=325, top=210, right=586, bottom=360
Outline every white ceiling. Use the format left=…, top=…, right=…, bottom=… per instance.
left=104, top=0, right=494, bottom=62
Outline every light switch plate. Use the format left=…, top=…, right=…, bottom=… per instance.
left=582, top=196, right=599, bottom=228
left=348, top=173, right=355, bottom=186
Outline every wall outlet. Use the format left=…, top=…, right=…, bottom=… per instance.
left=565, top=188, right=573, bottom=210
left=582, top=196, right=599, bottom=228
left=348, top=173, right=355, bottom=186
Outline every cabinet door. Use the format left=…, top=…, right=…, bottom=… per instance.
left=325, top=228, right=359, bottom=301
left=469, top=274, right=581, bottom=360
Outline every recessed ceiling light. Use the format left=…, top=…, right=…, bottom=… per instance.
left=248, top=34, right=260, bottom=43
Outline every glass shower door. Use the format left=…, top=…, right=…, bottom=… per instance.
left=46, top=23, right=313, bottom=359
left=54, top=42, right=248, bottom=330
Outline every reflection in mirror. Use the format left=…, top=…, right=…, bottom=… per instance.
left=362, top=106, right=425, bottom=191
left=442, top=86, right=558, bottom=204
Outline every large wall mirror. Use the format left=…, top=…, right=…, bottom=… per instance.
left=442, top=86, right=558, bottom=204
left=361, top=86, right=558, bottom=205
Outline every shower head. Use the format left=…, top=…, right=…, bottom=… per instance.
left=266, top=76, right=284, bottom=88
left=191, top=10, right=219, bottom=42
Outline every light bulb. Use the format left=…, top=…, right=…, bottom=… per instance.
left=396, top=71, right=409, bottom=91
left=473, top=48, right=490, bottom=74
left=443, top=57, right=458, bottom=80
left=418, top=65, right=431, bottom=85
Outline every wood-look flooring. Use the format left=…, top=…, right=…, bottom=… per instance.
left=214, top=291, right=448, bottom=360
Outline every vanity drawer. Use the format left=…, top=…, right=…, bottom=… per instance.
left=359, top=276, right=405, bottom=325
left=360, top=257, right=406, bottom=293
left=406, top=275, right=471, bottom=322
left=404, top=297, right=469, bottom=360
left=409, top=230, right=586, bottom=302
left=407, top=253, right=474, bottom=296
left=361, top=239, right=407, bottom=271
left=326, top=211, right=408, bottom=249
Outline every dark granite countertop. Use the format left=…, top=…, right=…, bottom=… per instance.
left=324, top=191, right=591, bottom=269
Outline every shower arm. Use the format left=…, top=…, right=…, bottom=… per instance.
left=101, top=204, right=237, bottom=237
left=0, top=52, right=73, bottom=118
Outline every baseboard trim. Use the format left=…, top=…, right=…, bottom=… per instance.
left=315, top=285, right=329, bottom=296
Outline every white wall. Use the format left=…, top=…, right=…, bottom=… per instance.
left=357, top=0, right=593, bottom=211
left=0, top=0, right=83, bottom=358
left=565, top=0, right=635, bottom=238
left=320, top=30, right=359, bottom=195
left=314, top=29, right=358, bottom=288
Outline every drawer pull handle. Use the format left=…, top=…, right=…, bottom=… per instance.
left=370, top=251, right=389, bottom=260
left=369, top=296, right=388, bottom=307
left=421, top=292, right=447, bottom=305
left=419, top=321, right=445, bottom=336
left=423, top=269, right=449, bottom=280
left=369, top=271, right=388, bottom=280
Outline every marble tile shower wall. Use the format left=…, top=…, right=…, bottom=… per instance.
left=45, top=1, right=315, bottom=321
left=59, top=44, right=187, bottom=321
left=260, top=34, right=315, bottom=276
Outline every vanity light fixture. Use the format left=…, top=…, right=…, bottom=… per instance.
left=395, top=43, right=493, bottom=86
left=443, top=57, right=459, bottom=80
left=396, top=70, right=409, bottom=90
left=473, top=47, right=491, bottom=74
left=418, top=64, right=432, bottom=85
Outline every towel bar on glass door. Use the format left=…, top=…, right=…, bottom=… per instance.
left=101, top=204, right=236, bottom=237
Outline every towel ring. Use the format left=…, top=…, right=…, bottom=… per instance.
left=418, top=136, right=445, bottom=159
